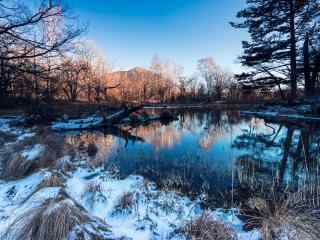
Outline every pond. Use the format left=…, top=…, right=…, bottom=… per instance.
left=63, top=109, right=320, bottom=208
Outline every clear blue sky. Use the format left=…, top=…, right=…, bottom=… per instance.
left=62, top=0, right=247, bottom=75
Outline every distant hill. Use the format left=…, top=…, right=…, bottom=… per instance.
left=105, top=67, right=159, bottom=83
left=104, top=67, right=178, bottom=103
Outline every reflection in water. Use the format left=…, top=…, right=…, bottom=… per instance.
left=65, top=132, right=118, bottom=167
left=132, top=123, right=182, bottom=151
left=62, top=110, right=320, bottom=207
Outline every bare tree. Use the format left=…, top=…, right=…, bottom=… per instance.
left=0, top=0, right=83, bottom=102
left=198, top=57, right=232, bottom=100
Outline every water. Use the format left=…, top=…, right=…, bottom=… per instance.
left=63, top=110, right=320, bottom=207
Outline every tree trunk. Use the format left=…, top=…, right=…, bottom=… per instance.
left=289, top=0, right=297, bottom=101
left=311, top=51, right=320, bottom=95
left=278, top=127, right=294, bottom=185
left=304, top=33, right=311, bottom=96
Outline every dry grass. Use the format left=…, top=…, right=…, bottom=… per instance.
left=37, top=174, right=64, bottom=189
left=4, top=193, right=109, bottom=240
left=241, top=197, right=320, bottom=240
left=54, top=156, right=74, bottom=173
left=115, top=192, right=134, bottom=210
left=21, top=174, right=65, bottom=205
left=182, top=212, right=236, bottom=240
left=3, top=154, right=37, bottom=179
left=85, top=181, right=103, bottom=194
left=4, top=197, right=88, bottom=240
left=1, top=129, right=76, bottom=179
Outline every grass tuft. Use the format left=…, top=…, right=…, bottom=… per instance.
left=241, top=197, right=320, bottom=240
left=3, top=154, right=37, bottom=179
left=115, top=192, right=134, bottom=211
left=182, top=212, right=236, bottom=240
left=4, top=193, right=109, bottom=240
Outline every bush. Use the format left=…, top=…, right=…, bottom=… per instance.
left=182, top=212, right=236, bottom=240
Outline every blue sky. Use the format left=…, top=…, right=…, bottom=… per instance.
left=62, top=0, right=247, bottom=75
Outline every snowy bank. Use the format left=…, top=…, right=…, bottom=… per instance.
left=240, top=111, right=320, bottom=123
left=66, top=168, right=261, bottom=240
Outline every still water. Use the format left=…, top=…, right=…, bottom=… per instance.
left=63, top=110, right=320, bottom=207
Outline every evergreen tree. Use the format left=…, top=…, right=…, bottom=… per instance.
left=231, top=0, right=320, bottom=100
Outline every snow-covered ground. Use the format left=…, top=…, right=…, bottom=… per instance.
left=0, top=116, right=261, bottom=240
left=66, top=167, right=260, bottom=240
left=0, top=167, right=260, bottom=240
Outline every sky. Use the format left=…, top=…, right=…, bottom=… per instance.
left=60, top=0, right=248, bottom=75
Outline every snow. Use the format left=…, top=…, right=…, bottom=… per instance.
left=0, top=116, right=35, bottom=143
left=16, top=132, right=35, bottom=141
left=241, top=111, right=320, bottom=123
left=52, top=115, right=104, bottom=131
left=66, top=167, right=261, bottom=240
left=0, top=171, right=59, bottom=236
left=21, top=144, right=45, bottom=161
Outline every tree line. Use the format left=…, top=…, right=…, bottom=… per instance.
left=0, top=0, right=246, bottom=106
left=2, top=0, right=318, bottom=106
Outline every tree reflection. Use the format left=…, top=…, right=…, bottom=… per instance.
left=233, top=119, right=320, bottom=206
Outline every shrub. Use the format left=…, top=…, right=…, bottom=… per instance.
left=182, top=212, right=236, bottom=240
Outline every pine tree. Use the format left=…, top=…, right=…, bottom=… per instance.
left=231, top=0, right=320, bottom=100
